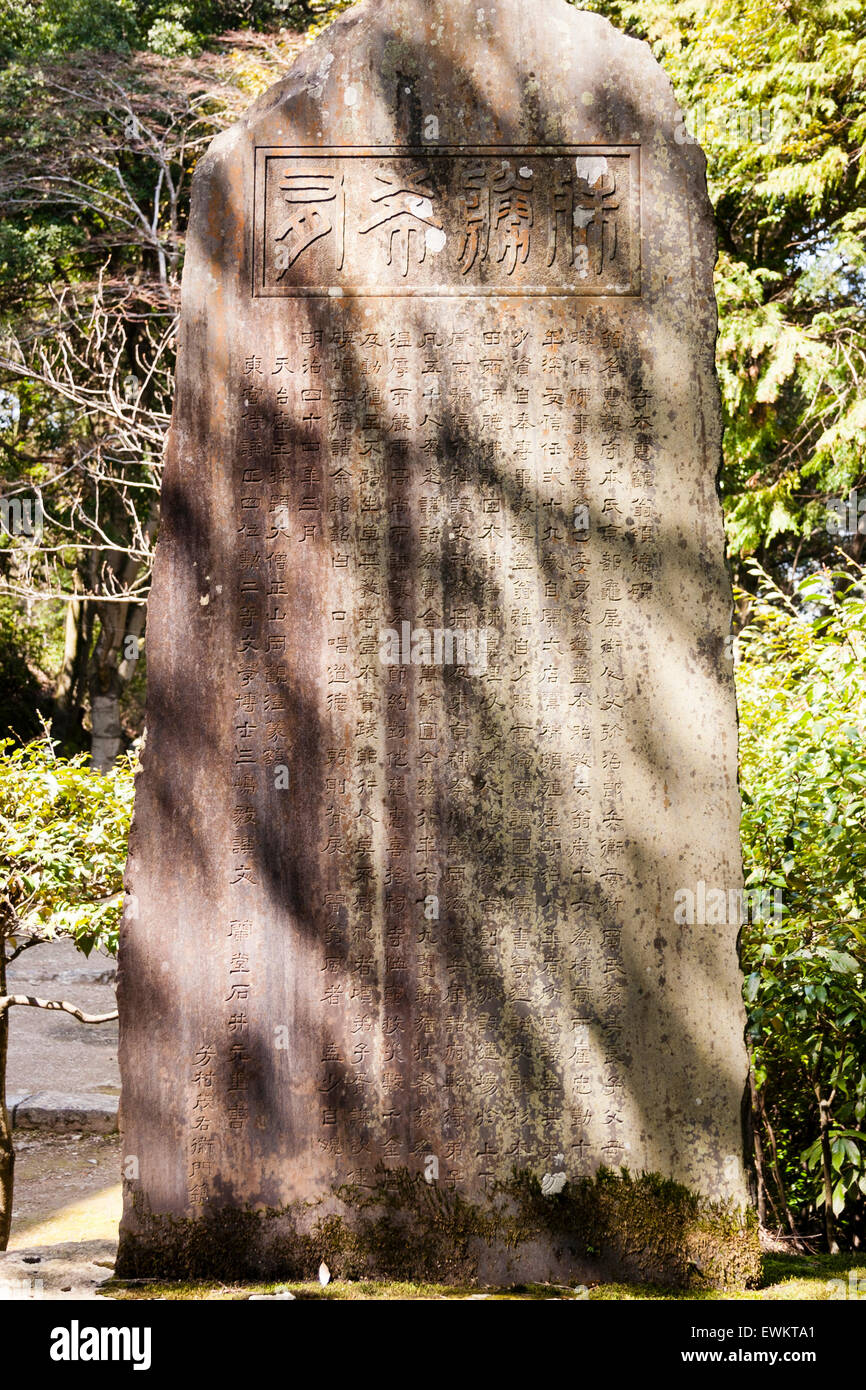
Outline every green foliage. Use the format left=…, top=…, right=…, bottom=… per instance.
left=0, top=221, right=82, bottom=307
left=0, top=0, right=341, bottom=61
left=737, top=564, right=866, bottom=1228
left=145, top=16, right=203, bottom=54
left=0, top=0, right=139, bottom=59
left=578, top=0, right=866, bottom=576
left=0, top=729, right=135, bottom=955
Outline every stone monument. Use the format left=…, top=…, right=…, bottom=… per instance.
left=116, top=0, right=759, bottom=1286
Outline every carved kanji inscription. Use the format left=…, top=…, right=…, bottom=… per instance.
left=253, top=147, right=640, bottom=296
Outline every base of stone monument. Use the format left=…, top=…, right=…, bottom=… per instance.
left=115, top=1168, right=760, bottom=1290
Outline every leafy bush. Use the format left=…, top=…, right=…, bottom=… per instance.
left=0, top=0, right=139, bottom=58
left=0, top=0, right=335, bottom=60
left=0, top=728, right=135, bottom=956
left=737, top=564, right=866, bottom=1245
left=145, top=16, right=201, bottom=53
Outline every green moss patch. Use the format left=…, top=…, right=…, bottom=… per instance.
left=115, top=1165, right=760, bottom=1290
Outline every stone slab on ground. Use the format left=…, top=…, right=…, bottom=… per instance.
left=12, top=1091, right=118, bottom=1134
left=0, top=1241, right=117, bottom=1300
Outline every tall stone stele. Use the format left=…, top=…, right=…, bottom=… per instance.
left=117, top=0, right=759, bottom=1287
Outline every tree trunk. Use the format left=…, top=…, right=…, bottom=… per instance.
left=90, top=689, right=124, bottom=773
left=818, top=1097, right=840, bottom=1253
left=53, top=591, right=92, bottom=743
left=87, top=541, right=150, bottom=769
left=762, top=1106, right=799, bottom=1240
left=54, top=592, right=84, bottom=708
left=748, top=1061, right=767, bottom=1226
left=0, top=944, right=14, bottom=1252
left=89, top=598, right=130, bottom=772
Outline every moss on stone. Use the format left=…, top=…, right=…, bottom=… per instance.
left=115, top=1165, right=760, bottom=1290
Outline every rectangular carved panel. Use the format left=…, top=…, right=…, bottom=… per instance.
left=253, top=146, right=640, bottom=297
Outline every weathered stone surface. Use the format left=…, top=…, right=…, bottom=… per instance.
left=0, top=1241, right=117, bottom=1300
left=117, top=0, right=755, bottom=1285
left=13, top=1092, right=118, bottom=1134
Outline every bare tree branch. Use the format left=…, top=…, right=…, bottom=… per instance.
left=0, top=995, right=117, bottom=1025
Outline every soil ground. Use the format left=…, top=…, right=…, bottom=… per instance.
left=0, top=1132, right=121, bottom=1299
